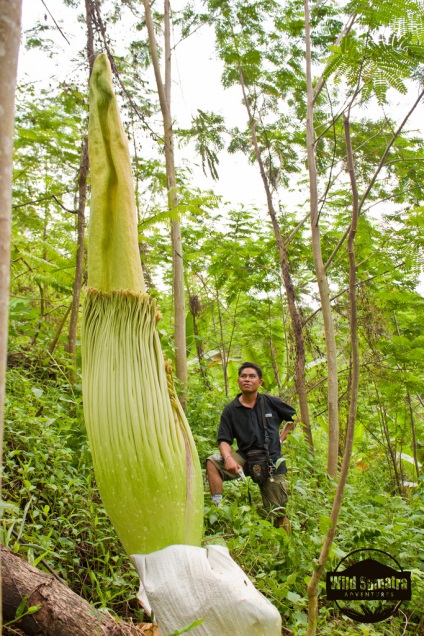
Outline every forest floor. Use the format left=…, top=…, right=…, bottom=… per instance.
left=2, top=357, right=423, bottom=635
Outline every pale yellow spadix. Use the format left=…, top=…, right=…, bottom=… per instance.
left=87, top=52, right=145, bottom=294
left=82, top=53, right=203, bottom=556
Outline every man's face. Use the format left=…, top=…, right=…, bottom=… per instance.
left=238, top=368, right=263, bottom=393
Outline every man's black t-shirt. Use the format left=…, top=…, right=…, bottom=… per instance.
left=217, top=393, right=296, bottom=472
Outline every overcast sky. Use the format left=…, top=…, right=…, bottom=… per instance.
left=19, top=0, right=269, bottom=211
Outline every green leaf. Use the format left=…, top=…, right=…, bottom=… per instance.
left=15, top=595, right=28, bottom=619
left=170, top=619, right=205, bottom=634
left=293, top=610, right=308, bottom=625
left=287, top=591, right=303, bottom=603
left=32, top=549, right=51, bottom=568
left=286, top=572, right=297, bottom=585
left=319, top=515, right=333, bottom=535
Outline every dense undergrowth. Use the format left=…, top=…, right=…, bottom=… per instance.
left=2, top=356, right=423, bottom=635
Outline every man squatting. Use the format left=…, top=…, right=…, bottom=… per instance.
left=206, top=362, right=297, bottom=530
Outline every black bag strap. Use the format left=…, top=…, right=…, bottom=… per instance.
left=259, top=394, right=271, bottom=451
left=247, top=480, right=252, bottom=505
left=259, top=395, right=274, bottom=474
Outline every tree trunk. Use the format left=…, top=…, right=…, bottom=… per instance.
left=32, top=199, right=49, bottom=347
left=279, top=283, right=291, bottom=386
left=238, top=69, right=313, bottom=452
left=374, top=383, right=403, bottom=494
left=67, top=1, right=95, bottom=377
left=189, top=293, right=212, bottom=390
left=407, top=390, right=420, bottom=482
left=215, top=280, right=229, bottom=396
left=67, top=137, right=88, bottom=378
left=0, top=1, right=23, bottom=628
left=171, top=218, right=187, bottom=406
left=1, top=545, right=141, bottom=635
left=30, top=282, right=45, bottom=347
left=393, top=313, right=420, bottom=482
left=267, top=301, right=283, bottom=396
left=143, top=0, right=188, bottom=408
left=304, top=0, right=338, bottom=475
left=49, top=303, right=72, bottom=355
left=306, top=112, right=360, bottom=636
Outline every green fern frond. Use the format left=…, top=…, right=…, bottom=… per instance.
left=19, top=247, right=73, bottom=273
left=352, top=0, right=424, bottom=30
left=31, top=272, right=73, bottom=295
left=139, top=192, right=221, bottom=228
left=322, top=1, right=424, bottom=101
left=393, top=13, right=424, bottom=43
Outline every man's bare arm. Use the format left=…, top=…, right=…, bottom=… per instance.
left=219, top=441, right=241, bottom=475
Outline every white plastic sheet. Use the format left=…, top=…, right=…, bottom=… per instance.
left=132, top=544, right=282, bottom=636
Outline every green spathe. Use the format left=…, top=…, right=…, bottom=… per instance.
left=82, top=53, right=203, bottom=555
left=82, top=290, right=203, bottom=554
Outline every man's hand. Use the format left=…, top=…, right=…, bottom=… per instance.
left=224, top=455, right=242, bottom=475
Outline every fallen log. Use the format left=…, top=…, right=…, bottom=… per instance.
left=1, top=544, right=143, bottom=635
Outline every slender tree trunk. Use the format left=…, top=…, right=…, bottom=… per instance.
left=304, top=0, right=338, bottom=475
left=270, top=341, right=283, bottom=397
left=385, top=417, right=402, bottom=493
left=143, top=0, right=188, bottom=408
left=226, top=291, right=240, bottom=380
left=209, top=298, right=222, bottom=380
left=30, top=282, right=45, bottom=346
left=393, top=313, right=420, bottom=482
left=32, top=201, right=49, bottom=346
left=171, top=219, right=187, bottom=405
left=67, top=1, right=95, bottom=378
left=267, top=299, right=283, bottom=395
left=279, top=282, right=291, bottom=386
left=306, top=113, right=360, bottom=636
left=188, top=293, right=212, bottom=390
left=67, top=138, right=88, bottom=377
left=238, top=69, right=313, bottom=452
left=50, top=303, right=72, bottom=355
left=407, top=391, right=420, bottom=482
left=375, top=385, right=403, bottom=494
left=85, top=0, right=95, bottom=75
left=0, top=2, right=23, bottom=628
left=215, top=280, right=228, bottom=396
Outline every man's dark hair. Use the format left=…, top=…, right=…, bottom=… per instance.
left=238, top=362, right=262, bottom=379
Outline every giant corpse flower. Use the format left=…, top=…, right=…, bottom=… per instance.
left=82, top=53, right=203, bottom=556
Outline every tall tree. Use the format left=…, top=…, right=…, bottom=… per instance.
left=238, top=67, right=314, bottom=451
left=306, top=111, right=361, bottom=635
left=142, top=0, right=188, bottom=408
left=67, top=0, right=95, bottom=377
left=304, top=0, right=339, bottom=475
left=0, top=1, right=23, bottom=626
left=67, top=139, right=88, bottom=375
